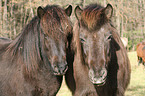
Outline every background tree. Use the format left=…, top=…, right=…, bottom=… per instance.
left=0, top=0, right=144, bottom=51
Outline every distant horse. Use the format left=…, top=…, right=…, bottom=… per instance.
left=121, top=37, right=128, bottom=48
left=136, top=42, right=145, bottom=66
left=0, top=5, right=72, bottom=96
left=65, top=3, right=131, bottom=96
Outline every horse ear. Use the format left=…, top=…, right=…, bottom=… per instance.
left=104, top=4, right=113, bottom=19
left=37, top=6, right=45, bottom=19
left=75, top=6, right=83, bottom=20
left=65, top=5, right=72, bottom=17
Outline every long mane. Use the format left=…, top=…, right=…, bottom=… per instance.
left=5, top=17, right=41, bottom=73
left=4, top=5, right=71, bottom=73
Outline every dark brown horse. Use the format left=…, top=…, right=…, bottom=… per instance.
left=0, top=5, right=72, bottom=96
left=65, top=3, right=131, bottom=96
left=136, top=42, right=145, bottom=66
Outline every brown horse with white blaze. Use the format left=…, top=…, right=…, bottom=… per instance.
left=65, top=3, right=131, bottom=96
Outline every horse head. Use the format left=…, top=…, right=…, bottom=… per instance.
left=75, top=4, right=113, bottom=85
left=37, top=5, right=72, bottom=75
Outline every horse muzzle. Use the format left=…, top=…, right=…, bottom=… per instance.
left=52, top=63, right=68, bottom=76
left=89, top=68, right=107, bottom=86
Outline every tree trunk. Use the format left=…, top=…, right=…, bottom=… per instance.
left=80, top=0, right=84, bottom=8
left=3, top=0, right=8, bottom=37
left=104, top=0, right=106, bottom=6
left=143, top=0, right=145, bottom=39
left=0, top=0, right=2, bottom=34
left=120, top=0, right=124, bottom=37
left=29, top=0, right=34, bottom=17
left=116, top=2, right=120, bottom=36
left=9, top=1, right=13, bottom=39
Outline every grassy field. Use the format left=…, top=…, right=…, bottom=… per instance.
left=125, top=51, right=145, bottom=96
left=57, top=51, right=145, bottom=96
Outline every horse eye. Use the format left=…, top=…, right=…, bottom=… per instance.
left=106, top=35, right=112, bottom=40
left=80, top=38, right=85, bottom=43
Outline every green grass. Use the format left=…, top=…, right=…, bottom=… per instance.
left=57, top=51, right=145, bottom=96
left=125, top=51, right=145, bottom=96
left=56, top=79, right=71, bottom=96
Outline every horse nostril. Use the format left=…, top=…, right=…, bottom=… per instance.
left=53, top=65, right=59, bottom=73
left=89, top=69, right=93, bottom=77
left=59, top=67, right=64, bottom=73
left=100, top=69, right=107, bottom=78
left=59, top=65, right=68, bottom=74
left=101, top=69, right=107, bottom=76
left=89, top=69, right=95, bottom=79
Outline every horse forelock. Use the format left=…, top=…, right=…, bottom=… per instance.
left=42, top=5, right=72, bottom=41
left=81, top=4, right=108, bottom=31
